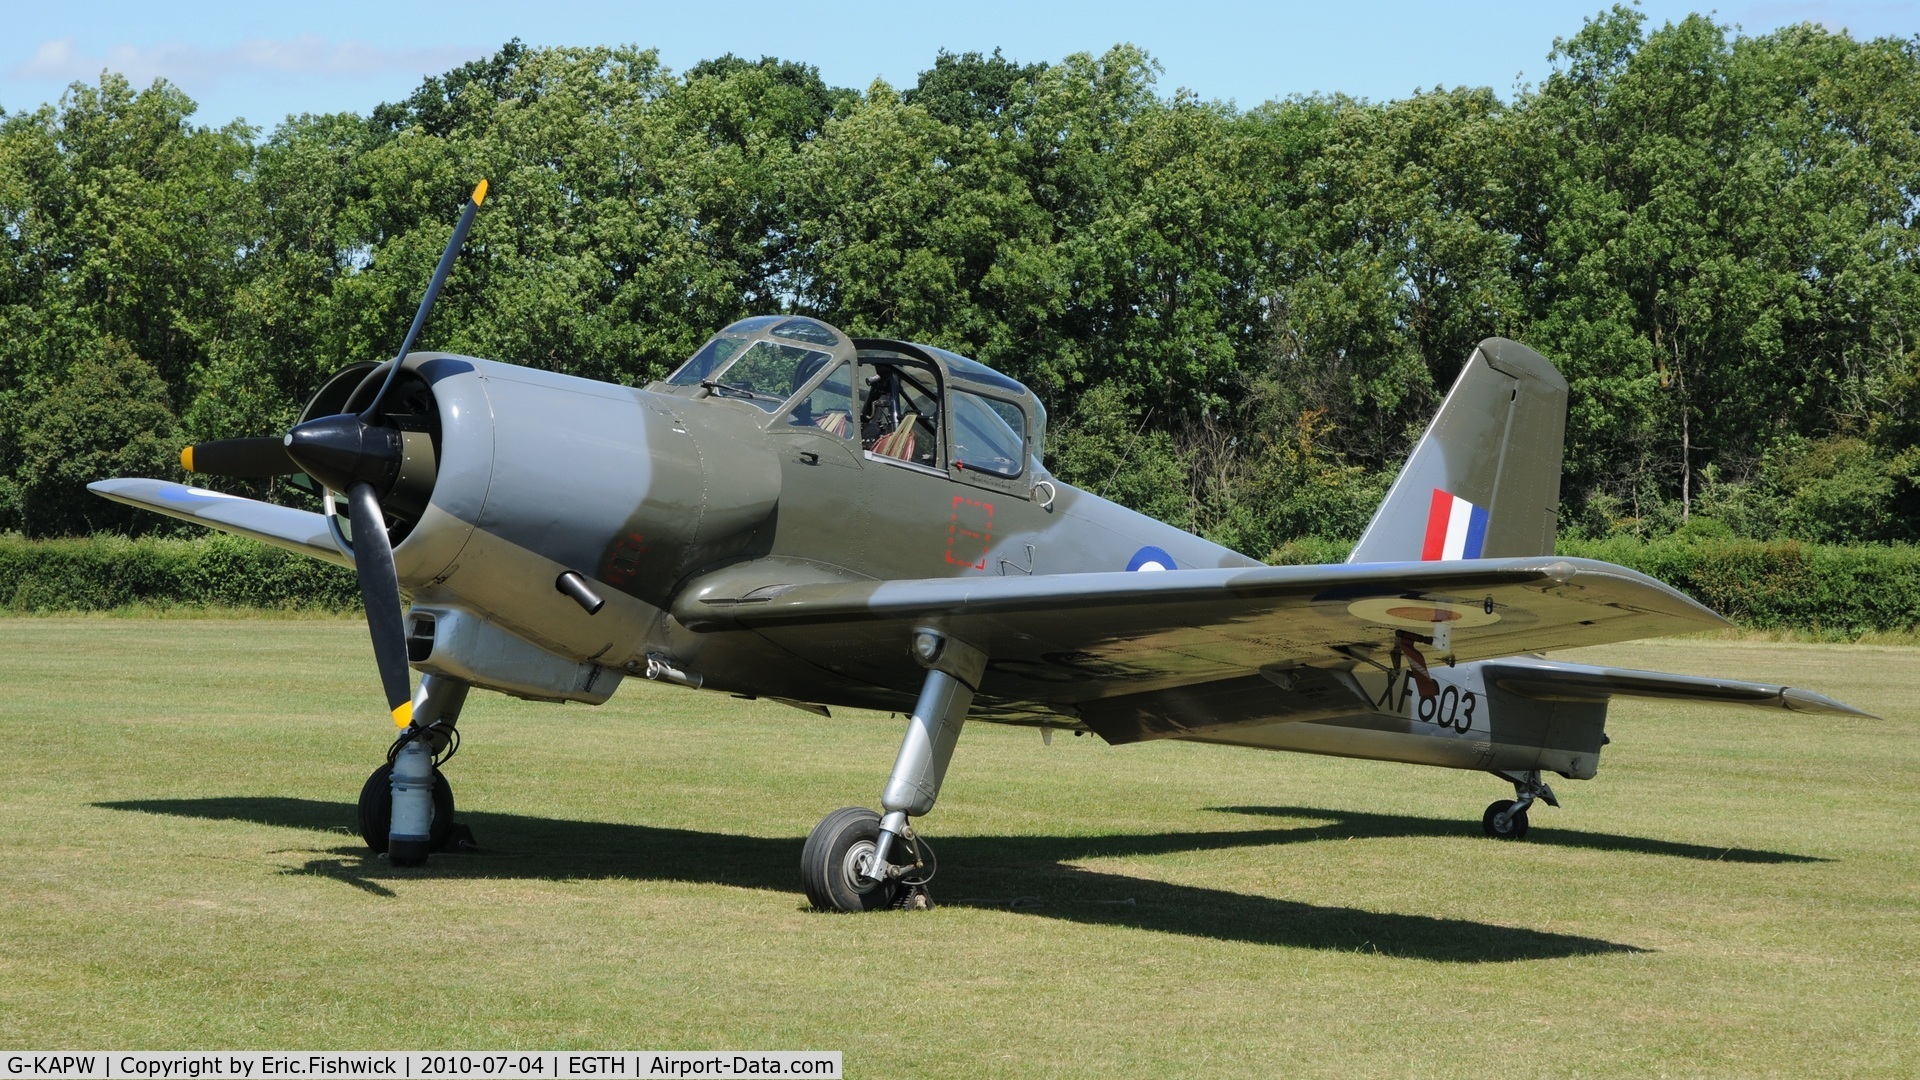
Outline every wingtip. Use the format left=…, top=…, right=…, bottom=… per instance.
left=87, top=478, right=154, bottom=497
left=1782, top=687, right=1879, bottom=718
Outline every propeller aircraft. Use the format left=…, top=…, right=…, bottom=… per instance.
left=93, top=183, right=1868, bottom=911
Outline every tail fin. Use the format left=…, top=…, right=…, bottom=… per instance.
left=1348, top=338, right=1567, bottom=563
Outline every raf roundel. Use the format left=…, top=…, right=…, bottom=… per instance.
left=1126, top=546, right=1176, bottom=572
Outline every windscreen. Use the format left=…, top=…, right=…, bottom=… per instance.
left=666, top=335, right=749, bottom=387
left=671, top=339, right=833, bottom=413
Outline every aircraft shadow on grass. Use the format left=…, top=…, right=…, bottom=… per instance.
left=1208, top=805, right=1831, bottom=865
left=95, top=795, right=1811, bottom=963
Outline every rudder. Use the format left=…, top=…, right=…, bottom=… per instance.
left=1348, top=338, right=1567, bottom=563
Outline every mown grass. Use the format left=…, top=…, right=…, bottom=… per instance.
left=0, top=620, right=1914, bottom=1076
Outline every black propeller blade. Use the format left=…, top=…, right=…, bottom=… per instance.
left=346, top=481, right=415, bottom=727
left=278, top=178, right=488, bottom=729
left=180, top=436, right=297, bottom=478
left=361, top=178, right=489, bottom=420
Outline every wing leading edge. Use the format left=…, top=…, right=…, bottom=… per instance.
left=676, top=556, right=1730, bottom=706
left=88, top=478, right=350, bottom=568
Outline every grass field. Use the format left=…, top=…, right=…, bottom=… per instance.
left=1, top=619, right=1915, bottom=1076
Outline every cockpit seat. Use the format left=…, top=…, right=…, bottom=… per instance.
left=871, top=414, right=919, bottom=461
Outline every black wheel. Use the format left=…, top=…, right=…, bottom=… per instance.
left=1482, top=798, right=1529, bottom=840
left=357, top=763, right=455, bottom=855
left=801, top=807, right=902, bottom=912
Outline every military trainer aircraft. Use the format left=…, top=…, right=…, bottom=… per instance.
left=92, top=183, right=1866, bottom=911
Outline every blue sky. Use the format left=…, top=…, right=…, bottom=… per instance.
left=3, top=1, right=1915, bottom=132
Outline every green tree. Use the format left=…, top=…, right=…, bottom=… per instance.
left=1247, top=86, right=1523, bottom=470
left=903, top=48, right=1048, bottom=127
left=0, top=72, right=253, bottom=423
left=1046, top=381, right=1195, bottom=530
left=14, top=337, right=179, bottom=536
left=4, top=23, right=1918, bottom=548
left=1514, top=7, right=1920, bottom=527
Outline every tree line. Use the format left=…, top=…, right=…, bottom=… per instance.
left=2, top=6, right=1917, bottom=556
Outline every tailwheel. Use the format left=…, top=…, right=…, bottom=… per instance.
left=1482, top=798, right=1529, bottom=840
left=801, top=807, right=903, bottom=912
left=357, top=762, right=455, bottom=855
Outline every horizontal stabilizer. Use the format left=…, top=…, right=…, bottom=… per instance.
left=1479, top=658, right=1875, bottom=717
left=88, top=478, right=350, bottom=568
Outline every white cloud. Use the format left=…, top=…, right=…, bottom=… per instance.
left=14, top=34, right=486, bottom=86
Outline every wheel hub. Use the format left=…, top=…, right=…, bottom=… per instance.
left=841, top=838, right=882, bottom=894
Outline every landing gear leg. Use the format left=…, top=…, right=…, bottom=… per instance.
left=803, top=630, right=984, bottom=912
left=358, top=673, right=469, bottom=864
left=1483, top=768, right=1558, bottom=840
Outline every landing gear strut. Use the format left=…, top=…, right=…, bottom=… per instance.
left=357, top=760, right=454, bottom=855
left=802, top=629, right=982, bottom=912
left=1483, top=768, right=1558, bottom=840
left=358, top=673, right=469, bottom=864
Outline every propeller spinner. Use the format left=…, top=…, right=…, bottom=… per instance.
left=182, top=179, right=489, bottom=729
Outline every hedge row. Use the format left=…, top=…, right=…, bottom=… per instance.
left=0, top=533, right=359, bottom=612
left=1558, top=536, right=1920, bottom=635
left=5, top=532, right=1918, bottom=634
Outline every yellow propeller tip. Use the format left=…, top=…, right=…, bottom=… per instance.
left=472, top=179, right=488, bottom=206
left=391, top=701, right=413, bottom=728
left=180, top=446, right=195, bottom=472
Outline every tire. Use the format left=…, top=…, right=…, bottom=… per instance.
left=1482, top=798, right=1529, bottom=840
left=357, top=763, right=455, bottom=854
left=801, top=807, right=902, bottom=912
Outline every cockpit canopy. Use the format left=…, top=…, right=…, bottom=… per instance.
left=655, top=316, right=1048, bottom=478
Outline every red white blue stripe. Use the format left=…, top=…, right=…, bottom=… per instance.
left=1421, top=489, right=1488, bottom=560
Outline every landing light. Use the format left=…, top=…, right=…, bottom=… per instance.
left=912, top=631, right=945, bottom=665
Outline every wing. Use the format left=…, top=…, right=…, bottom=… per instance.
left=675, top=556, right=1729, bottom=707
left=1478, top=657, right=1874, bottom=717
left=88, top=478, right=350, bottom=568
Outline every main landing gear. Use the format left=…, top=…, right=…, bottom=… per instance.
left=802, top=629, right=983, bottom=912
left=1483, top=768, right=1558, bottom=840
left=801, top=808, right=936, bottom=910
left=357, top=673, right=469, bottom=865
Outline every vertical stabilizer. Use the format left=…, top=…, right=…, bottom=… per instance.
left=1348, top=338, right=1567, bottom=563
